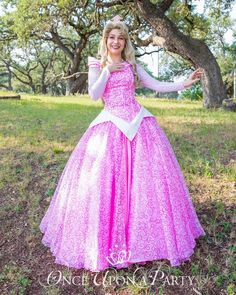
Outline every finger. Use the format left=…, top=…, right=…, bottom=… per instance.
left=195, top=70, right=203, bottom=75
left=193, top=74, right=202, bottom=79
left=192, top=72, right=202, bottom=79
left=195, top=73, right=203, bottom=77
left=192, top=78, right=200, bottom=83
left=193, top=69, right=202, bottom=74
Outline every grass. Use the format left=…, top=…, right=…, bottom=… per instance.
left=0, top=93, right=235, bottom=295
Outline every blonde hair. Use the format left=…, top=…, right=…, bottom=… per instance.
left=96, top=20, right=140, bottom=87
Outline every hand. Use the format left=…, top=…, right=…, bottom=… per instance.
left=106, top=62, right=124, bottom=73
left=183, top=68, right=203, bottom=88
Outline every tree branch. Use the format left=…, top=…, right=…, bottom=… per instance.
left=0, top=83, right=9, bottom=89
left=158, top=0, right=175, bottom=13
left=50, top=29, right=74, bottom=61
left=95, top=0, right=174, bottom=12
left=49, top=71, right=88, bottom=82
left=11, top=71, right=30, bottom=85
left=61, top=72, right=87, bottom=80
left=133, top=35, right=153, bottom=46
left=136, top=48, right=163, bottom=58
left=96, top=0, right=133, bottom=8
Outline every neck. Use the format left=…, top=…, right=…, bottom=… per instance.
left=107, top=54, right=123, bottom=63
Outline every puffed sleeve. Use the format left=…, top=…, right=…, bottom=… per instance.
left=136, top=63, right=186, bottom=92
left=88, top=56, right=111, bottom=101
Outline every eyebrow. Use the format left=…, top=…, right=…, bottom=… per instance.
left=109, top=34, right=124, bottom=37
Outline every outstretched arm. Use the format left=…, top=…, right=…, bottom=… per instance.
left=88, top=57, right=110, bottom=101
left=136, top=64, right=203, bottom=92
left=136, top=63, right=185, bottom=93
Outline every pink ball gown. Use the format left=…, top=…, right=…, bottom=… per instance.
left=39, top=57, right=206, bottom=272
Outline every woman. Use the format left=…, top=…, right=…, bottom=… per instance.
left=39, top=15, right=206, bottom=272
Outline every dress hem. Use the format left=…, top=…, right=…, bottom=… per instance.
left=40, top=226, right=206, bottom=273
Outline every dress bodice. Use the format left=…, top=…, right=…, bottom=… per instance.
left=102, top=62, right=141, bottom=121
left=88, top=56, right=185, bottom=141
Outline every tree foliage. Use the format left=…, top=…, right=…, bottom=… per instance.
left=0, top=0, right=235, bottom=102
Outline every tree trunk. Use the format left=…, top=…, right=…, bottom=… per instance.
left=201, top=53, right=227, bottom=108
left=41, top=67, right=47, bottom=94
left=50, top=30, right=89, bottom=95
left=66, top=73, right=88, bottom=95
left=41, top=83, right=47, bottom=94
left=28, top=78, right=36, bottom=93
left=136, top=0, right=228, bottom=108
left=0, top=95, right=20, bottom=99
left=6, top=64, right=13, bottom=91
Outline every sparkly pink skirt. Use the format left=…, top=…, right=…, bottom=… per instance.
left=39, top=117, right=205, bottom=272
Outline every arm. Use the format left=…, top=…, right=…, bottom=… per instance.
left=136, top=63, right=186, bottom=93
left=88, top=56, right=111, bottom=101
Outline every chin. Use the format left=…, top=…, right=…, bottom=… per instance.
left=111, top=51, right=122, bottom=54
left=109, top=49, right=123, bottom=54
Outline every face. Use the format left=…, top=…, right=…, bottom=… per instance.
left=106, top=29, right=126, bottom=56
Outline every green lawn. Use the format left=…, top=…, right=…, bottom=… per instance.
left=0, top=94, right=235, bottom=295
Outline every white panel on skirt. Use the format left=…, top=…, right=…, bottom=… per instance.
left=89, top=106, right=155, bottom=141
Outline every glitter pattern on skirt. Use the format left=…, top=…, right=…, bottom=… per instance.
left=39, top=58, right=206, bottom=272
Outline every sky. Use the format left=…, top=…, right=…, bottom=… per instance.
left=140, top=0, right=236, bottom=77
